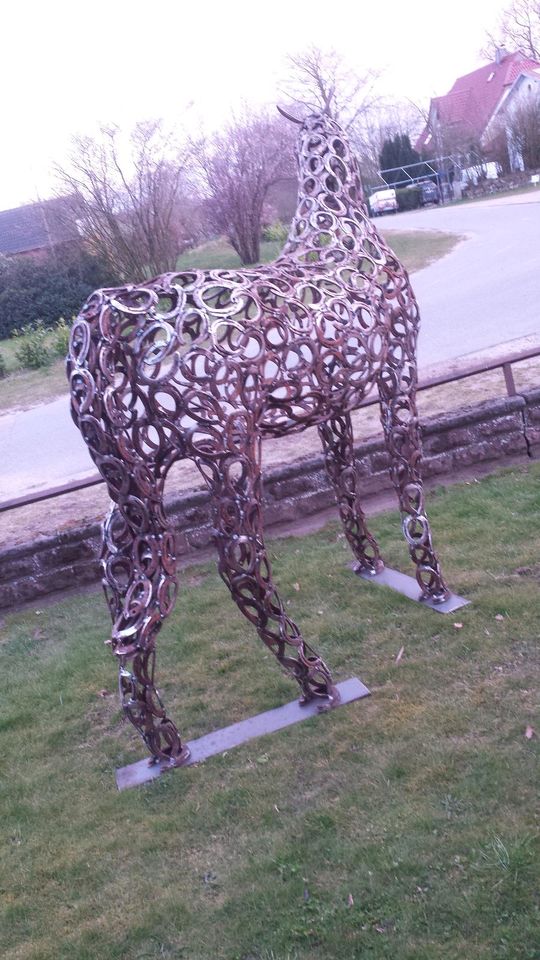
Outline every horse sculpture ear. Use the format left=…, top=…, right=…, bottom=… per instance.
left=276, top=105, right=302, bottom=124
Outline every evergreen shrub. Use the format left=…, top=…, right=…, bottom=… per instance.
left=52, top=317, right=73, bottom=358
left=0, top=244, right=112, bottom=340
left=12, top=321, right=52, bottom=369
left=396, top=187, right=422, bottom=212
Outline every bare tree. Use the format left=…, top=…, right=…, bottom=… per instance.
left=282, top=46, right=379, bottom=130
left=56, top=121, right=203, bottom=281
left=482, top=0, right=540, bottom=60
left=506, top=88, right=540, bottom=167
left=197, top=111, right=295, bottom=265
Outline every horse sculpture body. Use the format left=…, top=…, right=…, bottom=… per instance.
left=68, top=112, right=449, bottom=768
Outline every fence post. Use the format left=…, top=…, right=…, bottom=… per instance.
left=503, top=362, right=517, bottom=397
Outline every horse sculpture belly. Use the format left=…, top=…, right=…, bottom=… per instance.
left=68, top=111, right=449, bottom=769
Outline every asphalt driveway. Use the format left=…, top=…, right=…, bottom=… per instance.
left=383, top=189, right=540, bottom=367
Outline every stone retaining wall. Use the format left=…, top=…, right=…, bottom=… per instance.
left=0, top=390, right=538, bottom=610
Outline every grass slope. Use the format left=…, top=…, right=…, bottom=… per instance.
left=1, top=464, right=539, bottom=959
left=0, top=334, right=67, bottom=412
left=174, top=231, right=459, bottom=275
left=0, top=230, right=459, bottom=414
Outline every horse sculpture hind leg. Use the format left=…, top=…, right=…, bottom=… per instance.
left=100, top=479, right=190, bottom=767
left=99, top=463, right=190, bottom=767
left=68, top=316, right=189, bottom=767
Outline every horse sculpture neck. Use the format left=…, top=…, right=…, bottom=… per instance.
left=280, top=113, right=374, bottom=266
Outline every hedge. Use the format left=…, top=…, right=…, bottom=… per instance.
left=0, top=244, right=113, bottom=340
left=396, top=186, right=422, bottom=212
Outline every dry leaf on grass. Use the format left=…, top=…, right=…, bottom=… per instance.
left=348, top=893, right=354, bottom=907
left=293, top=582, right=300, bottom=591
left=495, top=614, right=505, bottom=621
left=524, top=725, right=535, bottom=740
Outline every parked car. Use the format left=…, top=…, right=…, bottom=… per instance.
left=368, top=188, right=398, bottom=216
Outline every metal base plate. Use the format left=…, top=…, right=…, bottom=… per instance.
left=116, top=677, right=370, bottom=791
left=357, top=565, right=470, bottom=614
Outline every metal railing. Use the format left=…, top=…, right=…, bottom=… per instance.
left=1, top=344, right=538, bottom=516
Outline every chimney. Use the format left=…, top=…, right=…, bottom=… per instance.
left=495, top=47, right=509, bottom=65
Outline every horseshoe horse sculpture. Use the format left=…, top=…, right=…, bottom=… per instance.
left=68, top=110, right=452, bottom=771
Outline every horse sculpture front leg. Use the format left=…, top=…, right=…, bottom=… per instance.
left=378, top=343, right=449, bottom=603
left=197, top=427, right=338, bottom=705
left=318, top=412, right=384, bottom=575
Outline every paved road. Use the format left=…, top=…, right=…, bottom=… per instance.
left=0, top=396, right=92, bottom=501
left=1, top=192, right=539, bottom=501
left=386, top=190, right=540, bottom=367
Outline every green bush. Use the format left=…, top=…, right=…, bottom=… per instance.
left=12, top=320, right=52, bottom=370
left=0, top=349, right=7, bottom=379
left=51, top=316, right=73, bottom=358
left=0, top=244, right=113, bottom=340
left=261, top=220, right=289, bottom=243
left=396, top=186, right=422, bottom=212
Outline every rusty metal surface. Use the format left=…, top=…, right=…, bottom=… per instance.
left=116, top=676, right=370, bottom=790
left=68, top=112, right=451, bottom=767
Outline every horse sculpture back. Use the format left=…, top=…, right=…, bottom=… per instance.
left=68, top=111, right=448, bottom=768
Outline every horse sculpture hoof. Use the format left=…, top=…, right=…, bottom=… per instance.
left=153, top=745, right=191, bottom=770
left=354, top=559, right=385, bottom=577
left=420, top=588, right=451, bottom=605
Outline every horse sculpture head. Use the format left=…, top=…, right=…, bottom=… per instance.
left=277, top=107, right=370, bottom=266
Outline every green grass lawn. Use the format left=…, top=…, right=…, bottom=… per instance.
left=175, top=231, right=459, bottom=275
left=1, top=464, right=539, bottom=959
left=379, top=229, right=459, bottom=273
left=0, top=230, right=460, bottom=415
left=0, top=333, right=67, bottom=412
left=455, top=183, right=540, bottom=207
left=176, top=238, right=285, bottom=270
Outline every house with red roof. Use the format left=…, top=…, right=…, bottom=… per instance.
left=416, top=48, right=540, bottom=170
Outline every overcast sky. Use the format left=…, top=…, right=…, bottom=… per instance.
left=1, top=0, right=511, bottom=211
